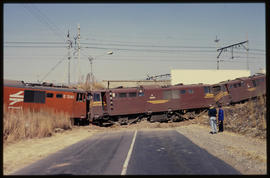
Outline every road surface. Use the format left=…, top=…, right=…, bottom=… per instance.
left=12, top=129, right=240, bottom=175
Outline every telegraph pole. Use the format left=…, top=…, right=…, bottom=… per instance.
left=66, top=30, right=72, bottom=85
left=77, top=24, right=81, bottom=83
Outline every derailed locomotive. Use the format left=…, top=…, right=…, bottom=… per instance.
left=89, top=73, right=266, bottom=125
left=4, top=73, right=266, bottom=126
left=4, top=80, right=90, bottom=125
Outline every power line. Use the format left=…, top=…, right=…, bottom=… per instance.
left=4, top=41, right=266, bottom=54
left=4, top=45, right=66, bottom=48
left=22, top=4, right=65, bottom=41
left=5, top=45, right=265, bottom=57
left=40, top=55, right=67, bottom=82
left=89, top=57, right=263, bottom=63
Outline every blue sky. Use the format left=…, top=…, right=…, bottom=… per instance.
left=4, top=3, right=266, bottom=84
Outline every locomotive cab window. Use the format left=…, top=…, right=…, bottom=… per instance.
left=212, top=86, right=221, bottom=93
left=24, top=90, right=45, bottom=103
left=56, top=94, right=63, bottom=98
left=87, top=93, right=91, bottom=100
left=93, top=93, right=101, bottom=101
left=252, top=80, right=256, bottom=87
left=204, top=86, right=210, bottom=93
left=46, top=93, right=54, bottom=98
left=76, top=93, right=83, bottom=102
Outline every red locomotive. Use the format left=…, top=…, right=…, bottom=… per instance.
left=4, top=80, right=90, bottom=125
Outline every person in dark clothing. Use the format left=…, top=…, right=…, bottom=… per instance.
left=218, top=105, right=224, bottom=132
left=208, top=104, right=217, bottom=134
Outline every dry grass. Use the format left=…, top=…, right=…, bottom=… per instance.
left=74, top=81, right=106, bottom=90
left=73, top=74, right=106, bottom=90
left=3, top=106, right=72, bottom=144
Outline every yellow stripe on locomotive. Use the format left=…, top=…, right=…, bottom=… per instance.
left=147, top=100, right=169, bottom=104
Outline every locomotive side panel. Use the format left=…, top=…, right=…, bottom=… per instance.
left=177, top=85, right=210, bottom=109
left=43, top=90, right=74, bottom=116
left=144, top=88, right=177, bottom=113
left=250, top=75, right=266, bottom=97
left=107, top=88, right=146, bottom=116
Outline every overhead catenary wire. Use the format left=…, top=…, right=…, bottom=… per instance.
left=40, top=55, right=67, bottom=82
left=4, top=41, right=265, bottom=54
left=22, top=4, right=66, bottom=41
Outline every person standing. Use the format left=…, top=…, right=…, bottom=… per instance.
left=208, top=104, right=217, bottom=134
left=218, top=105, right=224, bottom=132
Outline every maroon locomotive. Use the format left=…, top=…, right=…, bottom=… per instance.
left=4, top=80, right=90, bottom=125
left=89, top=73, right=266, bottom=125
left=211, top=73, right=266, bottom=105
left=89, top=83, right=216, bottom=125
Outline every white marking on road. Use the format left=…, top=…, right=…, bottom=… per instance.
left=121, top=130, right=137, bottom=175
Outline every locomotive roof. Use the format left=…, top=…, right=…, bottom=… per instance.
left=4, top=80, right=85, bottom=93
left=215, top=73, right=265, bottom=85
left=91, top=83, right=210, bottom=92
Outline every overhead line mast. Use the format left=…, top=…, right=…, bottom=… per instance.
left=216, top=40, right=249, bottom=70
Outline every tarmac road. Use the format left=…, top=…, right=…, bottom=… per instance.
left=12, top=129, right=240, bottom=175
